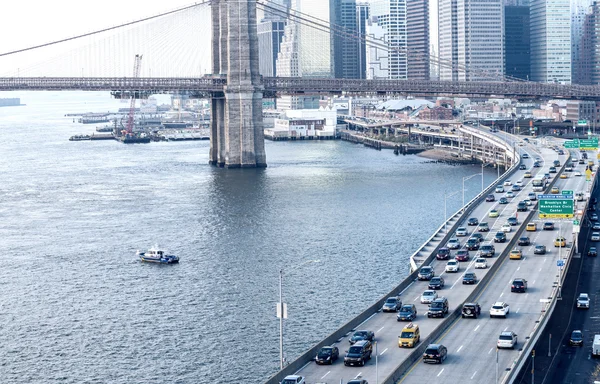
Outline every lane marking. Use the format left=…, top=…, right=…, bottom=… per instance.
left=380, top=348, right=388, bottom=356
left=437, top=368, right=445, bottom=377
left=471, top=371, right=478, bottom=380
left=414, top=296, right=419, bottom=302
left=320, top=371, right=331, bottom=380
left=377, top=326, right=385, bottom=333
left=517, top=266, right=521, bottom=271
left=355, top=372, right=362, bottom=379
left=500, top=292, right=504, bottom=297
left=539, top=268, right=542, bottom=271
left=516, top=308, right=520, bottom=313
left=474, top=325, right=480, bottom=332
left=457, top=345, right=463, bottom=353
left=504, top=326, right=508, bottom=332
left=532, top=280, right=535, bottom=285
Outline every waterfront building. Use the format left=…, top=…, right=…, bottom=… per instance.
left=419, top=106, right=453, bottom=120
left=356, top=2, right=370, bottom=79
left=407, top=0, right=429, bottom=80
left=530, top=0, right=571, bottom=84
left=266, top=107, right=337, bottom=139
left=504, top=5, right=530, bottom=80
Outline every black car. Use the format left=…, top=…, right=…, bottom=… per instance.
left=349, top=330, right=375, bottom=344
left=347, top=380, right=369, bottom=384
left=471, top=233, right=484, bottom=242
left=467, top=217, right=479, bottom=226
left=418, top=266, right=435, bottom=280
left=316, top=346, right=340, bottom=365
left=344, top=340, right=373, bottom=366
left=589, top=247, right=598, bottom=257
left=462, top=272, right=477, bottom=285
left=382, top=297, right=401, bottom=312
left=427, top=297, right=449, bottom=318
left=543, top=222, right=554, bottom=230
left=466, top=238, right=480, bottom=251
left=549, top=166, right=557, bottom=173
left=423, top=344, right=448, bottom=364
left=533, top=161, right=541, bottom=167
left=485, top=194, right=495, bottom=202
left=518, top=236, right=530, bottom=246
left=569, top=330, right=583, bottom=346
left=511, top=278, right=528, bottom=293
left=499, top=197, right=509, bottom=204
left=428, top=277, right=445, bottom=290
left=397, top=304, right=417, bottom=321
left=479, top=244, right=496, bottom=257
left=462, top=302, right=481, bottom=318
left=517, top=202, right=528, bottom=212
left=519, top=164, right=526, bottom=170
left=436, top=247, right=451, bottom=260
left=494, top=231, right=507, bottom=243
left=508, top=217, right=519, bottom=226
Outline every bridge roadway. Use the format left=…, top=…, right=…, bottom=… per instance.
left=399, top=145, right=589, bottom=383
left=297, top=139, right=569, bottom=383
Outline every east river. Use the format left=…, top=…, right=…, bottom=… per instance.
left=0, top=92, right=498, bottom=383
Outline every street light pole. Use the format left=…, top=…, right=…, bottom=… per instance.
left=463, top=173, right=482, bottom=213
left=444, top=191, right=460, bottom=233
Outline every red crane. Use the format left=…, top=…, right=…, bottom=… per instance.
left=126, top=54, right=143, bottom=134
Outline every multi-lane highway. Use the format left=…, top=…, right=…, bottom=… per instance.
left=296, top=136, right=579, bottom=384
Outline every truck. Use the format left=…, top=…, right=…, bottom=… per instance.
left=532, top=175, right=547, bottom=192
left=593, top=335, right=600, bottom=356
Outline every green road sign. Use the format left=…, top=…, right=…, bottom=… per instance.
left=564, top=141, right=578, bottom=148
left=539, top=197, right=574, bottom=219
left=578, top=120, right=588, bottom=126
left=579, top=138, right=598, bottom=150
left=562, top=190, right=574, bottom=196
left=574, top=219, right=580, bottom=225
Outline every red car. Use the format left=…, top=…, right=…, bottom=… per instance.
left=436, top=247, right=451, bottom=260
left=455, top=250, right=470, bottom=261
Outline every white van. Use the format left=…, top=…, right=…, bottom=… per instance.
left=593, top=335, right=600, bottom=356
left=576, top=192, right=585, bottom=202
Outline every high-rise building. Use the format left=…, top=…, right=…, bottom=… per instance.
left=530, top=0, right=571, bottom=83
left=356, top=3, right=370, bottom=79
left=572, top=0, right=594, bottom=84
left=258, top=21, right=286, bottom=77
left=366, top=0, right=408, bottom=80
left=438, top=0, right=458, bottom=81
left=580, top=1, right=600, bottom=85
left=504, top=5, right=530, bottom=80
left=407, top=0, right=429, bottom=80
left=429, top=0, right=440, bottom=80
left=336, top=0, right=361, bottom=79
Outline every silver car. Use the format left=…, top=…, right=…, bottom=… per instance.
left=592, top=232, right=600, bottom=242
left=421, top=290, right=438, bottom=304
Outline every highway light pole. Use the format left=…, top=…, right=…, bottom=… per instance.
left=444, top=191, right=460, bottom=233
left=463, top=173, right=482, bottom=214
left=278, top=259, right=319, bottom=369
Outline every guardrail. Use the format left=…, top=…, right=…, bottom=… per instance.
left=265, top=130, right=520, bottom=384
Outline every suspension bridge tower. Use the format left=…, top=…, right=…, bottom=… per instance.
left=210, top=0, right=267, bottom=168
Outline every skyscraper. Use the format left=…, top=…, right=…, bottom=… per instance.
left=572, top=0, right=594, bottom=84
left=407, top=0, right=429, bottom=80
left=336, top=0, right=361, bottom=79
left=580, top=1, right=600, bottom=85
left=504, top=5, right=530, bottom=80
left=356, top=2, right=370, bottom=79
left=257, top=21, right=286, bottom=77
left=438, top=0, right=458, bottom=81
left=530, top=0, right=571, bottom=83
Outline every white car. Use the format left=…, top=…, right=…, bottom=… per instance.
left=577, top=293, right=590, bottom=309
left=490, top=302, right=510, bottom=318
left=475, top=258, right=487, bottom=269
left=447, top=238, right=461, bottom=249
left=592, top=232, right=600, bottom=242
left=282, top=376, right=306, bottom=384
left=575, top=171, right=582, bottom=176
left=421, top=290, right=438, bottom=304
left=506, top=191, right=515, bottom=198
left=456, top=227, right=469, bottom=237
left=523, top=199, right=533, bottom=206
left=445, top=259, right=460, bottom=273
left=495, top=186, right=505, bottom=193
left=501, top=224, right=512, bottom=233
left=516, top=180, right=523, bottom=186
left=497, top=331, right=518, bottom=349
left=504, top=180, right=512, bottom=186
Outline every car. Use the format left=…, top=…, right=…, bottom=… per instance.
left=569, top=330, right=584, bottom=346
left=509, top=249, right=522, bottom=260
left=315, top=346, right=340, bottom=365
left=436, top=247, right=451, bottom=260
left=428, top=276, right=445, bottom=290
left=551, top=187, right=560, bottom=194
left=499, top=197, right=509, bottom=204
left=471, top=233, right=484, bottom=242
left=589, top=247, right=598, bottom=257
left=511, top=278, right=528, bottom=292
left=421, top=290, right=438, bottom=304
left=485, top=194, right=496, bottom=202
left=479, top=243, right=496, bottom=257
left=427, top=297, right=449, bottom=318
left=495, top=185, right=505, bottom=193
left=516, top=180, right=524, bottom=186
left=545, top=172, right=552, bottom=179
left=575, top=171, right=582, bottom=176
left=349, top=330, right=375, bottom=344
left=543, top=222, right=554, bottom=230
left=579, top=159, right=585, bottom=164
left=519, top=164, right=526, bottom=170
left=534, top=244, right=547, bottom=255
left=565, top=164, right=573, bottom=172
left=494, top=231, right=507, bottom=243
left=456, top=227, right=469, bottom=237
left=462, top=272, right=478, bottom=284
left=522, top=153, right=530, bottom=159
left=467, top=217, right=479, bottom=226
left=504, top=180, right=512, bottom=186
left=398, top=322, right=420, bottom=347
left=549, top=167, right=557, bottom=173
left=524, top=171, right=533, bottom=178
left=497, top=331, right=518, bottom=349
left=475, top=257, right=487, bottom=268
left=501, top=224, right=512, bottom=232
left=382, top=297, right=402, bottom=312
left=518, top=236, right=530, bottom=246
left=466, top=238, right=480, bottom=250
left=422, top=344, right=448, bottom=364
left=526, top=222, right=537, bottom=232
left=282, top=375, right=306, bottom=384
left=344, top=340, right=373, bottom=366
left=592, top=233, right=600, bottom=242
left=418, top=266, right=435, bottom=280
left=506, top=191, right=515, bottom=198
left=533, top=161, right=541, bottom=167
left=517, top=202, right=528, bottom=212
left=554, top=236, right=566, bottom=247
left=447, top=238, right=461, bottom=249
left=489, top=209, right=499, bottom=218
left=560, top=174, right=568, bottom=179
left=507, top=217, right=519, bottom=226
left=397, top=304, right=418, bottom=321
left=490, top=302, right=510, bottom=318
left=528, top=192, right=537, bottom=200
left=577, top=293, right=590, bottom=309
left=478, top=222, right=490, bottom=232
left=594, top=223, right=600, bottom=231
left=592, top=213, right=599, bottom=221
left=511, top=185, right=521, bottom=192
left=455, top=250, right=470, bottom=261
left=462, top=302, right=481, bottom=318
left=445, top=259, right=460, bottom=273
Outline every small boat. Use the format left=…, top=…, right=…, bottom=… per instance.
left=137, top=246, right=179, bottom=264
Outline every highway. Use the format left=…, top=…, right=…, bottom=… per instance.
left=398, top=143, right=590, bottom=383
left=297, top=137, right=572, bottom=384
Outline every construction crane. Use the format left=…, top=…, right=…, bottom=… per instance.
left=126, top=54, right=143, bottom=134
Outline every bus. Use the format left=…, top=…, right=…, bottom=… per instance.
left=532, top=175, right=547, bottom=192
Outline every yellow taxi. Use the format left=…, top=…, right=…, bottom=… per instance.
left=560, top=174, right=568, bottom=179
left=509, top=249, right=523, bottom=260
left=398, top=323, right=420, bottom=348
left=526, top=222, right=537, bottom=231
left=554, top=236, right=566, bottom=247
left=524, top=172, right=533, bottom=178
left=551, top=187, right=560, bottom=194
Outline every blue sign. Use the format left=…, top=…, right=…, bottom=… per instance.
left=557, top=260, right=565, bottom=267
left=539, top=194, right=573, bottom=200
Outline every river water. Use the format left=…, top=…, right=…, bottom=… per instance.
left=0, top=92, right=498, bottom=383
